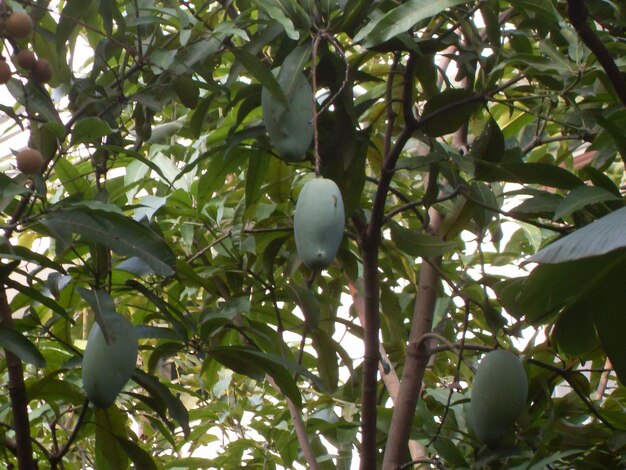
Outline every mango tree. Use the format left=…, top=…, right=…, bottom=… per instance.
left=0, top=0, right=625, bottom=469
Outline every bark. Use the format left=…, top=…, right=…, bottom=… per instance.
left=382, top=209, right=443, bottom=470
left=348, top=281, right=429, bottom=468
left=359, top=243, right=381, bottom=470
left=0, top=285, right=36, bottom=470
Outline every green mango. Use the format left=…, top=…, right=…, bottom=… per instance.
left=262, top=71, right=313, bottom=162
left=469, top=349, right=528, bottom=446
left=294, top=177, right=345, bottom=270
left=82, top=314, right=138, bottom=408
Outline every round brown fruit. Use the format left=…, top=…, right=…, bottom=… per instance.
left=0, top=60, right=11, bottom=84
left=4, top=12, right=34, bottom=39
left=16, top=148, right=44, bottom=174
left=32, top=58, right=52, bottom=84
left=15, top=49, right=36, bottom=70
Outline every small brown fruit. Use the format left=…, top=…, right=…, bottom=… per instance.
left=31, top=58, right=52, bottom=84
left=15, top=50, right=36, bottom=70
left=0, top=60, right=11, bottom=84
left=16, top=148, right=44, bottom=174
left=4, top=12, right=34, bottom=39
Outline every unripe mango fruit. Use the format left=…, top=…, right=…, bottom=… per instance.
left=262, top=71, right=313, bottom=162
left=294, top=177, right=345, bottom=270
left=469, top=349, right=528, bottom=446
left=82, top=314, right=138, bottom=408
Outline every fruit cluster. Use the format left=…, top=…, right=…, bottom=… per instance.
left=0, top=11, right=52, bottom=85
left=1, top=10, right=53, bottom=174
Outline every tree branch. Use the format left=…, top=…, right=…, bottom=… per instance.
left=382, top=209, right=443, bottom=470
left=567, top=0, right=626, bottom=108
left=0, top=285, right=35, bottom=470
left=49, top=399, right=89, bottom=469
left=348, top=280, right=429, bottom=468
left=359, top=52, right=418, bottom=470
left=267, top=376, right=320, bottom=470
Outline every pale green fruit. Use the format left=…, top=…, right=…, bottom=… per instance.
left=294, top=177, right=345, bottom=270
left=82, top=314, right=138, bottom=408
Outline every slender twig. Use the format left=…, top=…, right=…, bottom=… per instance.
left=383, top=189, right=460, bottom=223
left=384, top=55, right=401, bottom=159
left=49, top=399, right=89, bottom=468
left=595, top=357, right=612, bottom=401
left=426, top=301, right=471, bottom=448
left=0, top=421, right=50, bottom=462
left=522, top=134, right=584, bottom=154
left=459, top=187, right=572, bottom=234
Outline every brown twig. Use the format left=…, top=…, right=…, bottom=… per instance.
left=49, top=399, right=89, bottom=469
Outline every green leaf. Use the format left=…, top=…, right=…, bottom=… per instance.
left=27, top=376, right=85, bottom=405
left=6, top=79, right=62, bottom=124
left=510, top=0, right=560, bottom=22
left=0, top=326, right=46, bottom=368
left=5, top=278, right=69, bottom=320
left=70, top=117, right=115, bottom=146
left=250, top=0, right=299, bottom=39
left=115, top=436, right=159, bottom=470
left=354, top=0, right=468, bottom=47
left=311, top=330, right=340, bottom=393
left=509, top=193, right=562, bottom=217
left=389, top=221, right=457, bottom=257
left=54, top=156, right=93, bottom=198
left=421, top=89, right=481, bottom=137
left=276, top=43, right=311, bottom=96
left=476, top=162, right=584, bottom=190
left=589, top=261, right=626, bottom=386
left=551, top=300, right=599, bottom=358
left=530, top=207, right=626, bottom=263
left=245, top=152, right=271, bottom=210
left=42, top=208, right=176, bottom=276
left=77, top=288, right=119, bottom=343
left=173, top=76, right=200, bottom=109
left=208, top=347, right=325, bottom=407
left=57, top=0, right=95, bottom=49
left=554, top=185, right=620, bottom=220
left=519, top=252, right=626, bottom=324
left=95, top=406, right=129, bottom=470
left=132, top=370, right=190, bottom=437
left=597, top=114, right=626, bottom=167
left=286, top=283, right=320, bottom=330
left=472, top=118, right=505, bottom=172
left=230, top=47, right=287, bottom=106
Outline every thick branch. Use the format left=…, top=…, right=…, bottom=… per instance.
left=382, top=209, right=443, bottom=470
left=567, top=0, right=626, bottom=108
left=348, top=281, right=428, bottom=468
left=0, top=285, right=35, bottom=470
left=359, top=52, right=418, bottom=470
left=359, top=244, right=381, bottom=469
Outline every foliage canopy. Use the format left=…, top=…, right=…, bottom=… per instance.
left=0, top=0, right=625, bottom=469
